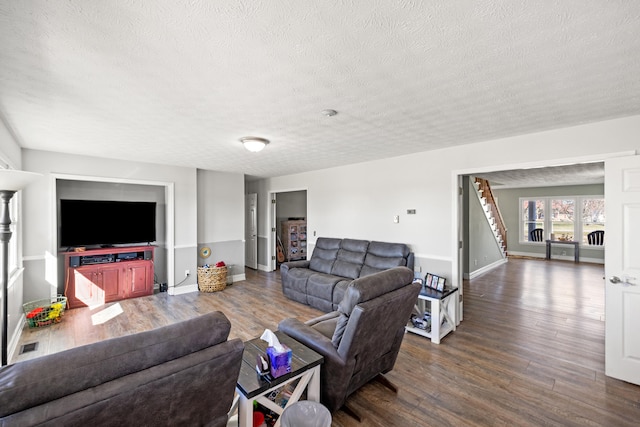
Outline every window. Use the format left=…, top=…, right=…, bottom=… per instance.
left=550, top=199, right=574, bottom=241
left=582, top=198, right=605, bottom=244
left=519, top=195, right=604, bottom=246
left=521, top=199, right=545, bottom=242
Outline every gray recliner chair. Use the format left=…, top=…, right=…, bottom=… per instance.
left=278, top=267, right=420, bottom=420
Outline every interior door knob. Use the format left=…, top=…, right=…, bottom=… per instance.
left=609, top=276, right=636, bottom=286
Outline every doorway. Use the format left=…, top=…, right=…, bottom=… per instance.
left=272, top=190, right=307, bottom=271
left=245, top=193, right=257, bottom=270
left=454, top=151, right=637, bottom=386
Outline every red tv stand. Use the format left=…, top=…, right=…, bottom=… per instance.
left=63, top=245, right=154, bottom=309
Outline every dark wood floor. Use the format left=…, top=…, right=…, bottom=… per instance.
left=13, top=258, right=640, bottom=426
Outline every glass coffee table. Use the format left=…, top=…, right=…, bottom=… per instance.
left=235, top=331, right=324, bottom=427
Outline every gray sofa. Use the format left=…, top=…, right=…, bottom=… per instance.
left=281, top=237, right=414, bottom=311
left=0, top=311, right=244, bottom=427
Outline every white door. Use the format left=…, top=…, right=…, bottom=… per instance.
left=605, top=155, right=640, bottom=385
left=245, top=193, right=258, bottom=270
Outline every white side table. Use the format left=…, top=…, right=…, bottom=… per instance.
left=405, top=286, right=459, bottom=344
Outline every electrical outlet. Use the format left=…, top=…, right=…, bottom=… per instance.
left=185, top=269, right=190, bottom=277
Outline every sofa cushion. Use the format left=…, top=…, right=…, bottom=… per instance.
left=360, top=253, right=407, bottom=277
left=281, top=267, right=315, bottom=305
left=308, top=238, right=341, bottom=274
left=367, top=241, right=410, bottom=259
left=307, top=273, right=344, bottom=301
left=359, top=241, right=410, bottom=277
left=0, top=312, right=232, bottom=418
left=331, top=267, right=414, bottom=347
left=330, top=239, right=368, bottom=279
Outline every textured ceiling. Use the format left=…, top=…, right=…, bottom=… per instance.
left=1, top=1, right=640, bottom=181
left=475, top=162, right=604, bottom=189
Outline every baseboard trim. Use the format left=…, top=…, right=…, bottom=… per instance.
left=9, top=315, right=26, bottom=362
left=507, top=251, right=604, bottom=264
left=230, top=273, right=246, bottom=283
left=507, top=251, right=546, bottom=259
left=465, top=258, right=508, bottom=280
left=168, top=284, right=199, bottom=295
left=257, top=264, right=272, bottom=272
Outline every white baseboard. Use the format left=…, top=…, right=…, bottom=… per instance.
left=465, top=258, right=508, bottom=280
left=257, top=264, right=272, bottom=272
left=507, top=251, right=546, bottom=259
left=507, top=251, right=604, bottom=264
left=230, top=273, right=246, bottom=283
left=168, top=284, right=199, bottom=295
left=9, top=315, right=26, bottom=362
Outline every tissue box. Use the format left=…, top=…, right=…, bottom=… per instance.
left=267, top=345, right=292, bottom=378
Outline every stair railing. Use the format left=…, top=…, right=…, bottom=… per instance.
left=475, top=177, right=507, bottom=253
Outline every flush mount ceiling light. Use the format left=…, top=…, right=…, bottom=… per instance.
left=321, top=109, right=338, bottom=117
left=240, top=136, right=270, bottom=152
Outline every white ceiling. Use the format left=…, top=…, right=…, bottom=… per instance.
left=475, top=161, right=604, bottom=189
left=1, top=1, right=640, bottom=182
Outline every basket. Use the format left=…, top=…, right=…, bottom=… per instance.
left=23, top=296, right=67, bottom=328
left=198, top=266, right=227, bottom=292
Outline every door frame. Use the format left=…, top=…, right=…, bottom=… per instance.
left=245, top=193, right=258, bottom=270
left=268, top=187, right=308, bottom=272
left=452, top=150, right=635, bottom=321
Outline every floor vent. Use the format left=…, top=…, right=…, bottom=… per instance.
left=20, top=342, right=39, bottom=354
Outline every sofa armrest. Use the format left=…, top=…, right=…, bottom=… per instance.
left=281, top=260, right=311, bottom=274
left=305, top=311, right=340, bottom=328
left=278, top=318, right=343, bottom=367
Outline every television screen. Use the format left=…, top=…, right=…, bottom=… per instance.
left=60, top=199, right=156, bottom=248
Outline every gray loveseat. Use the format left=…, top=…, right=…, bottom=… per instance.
left=0, top=311, right=244, bottom=427
left=280, top=237, right=414, bottom=311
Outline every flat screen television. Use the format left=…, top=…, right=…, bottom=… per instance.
left=60, top=199, right=157, bottom=248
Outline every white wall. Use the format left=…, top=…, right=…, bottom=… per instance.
left=276, top=191, right=307, bottom=221
left=253, top=115, right=640, bottom=285
left=0, top=120, right=21, bottom=168
left=197, top=170, right=244, bottom=243
left=196, top=169, right=245, bottom=280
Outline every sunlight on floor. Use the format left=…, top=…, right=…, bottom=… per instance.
left=91, top=303, right=124, bottom=325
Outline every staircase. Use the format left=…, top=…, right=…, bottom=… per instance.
left=474, top=177, right=507, bottom=257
